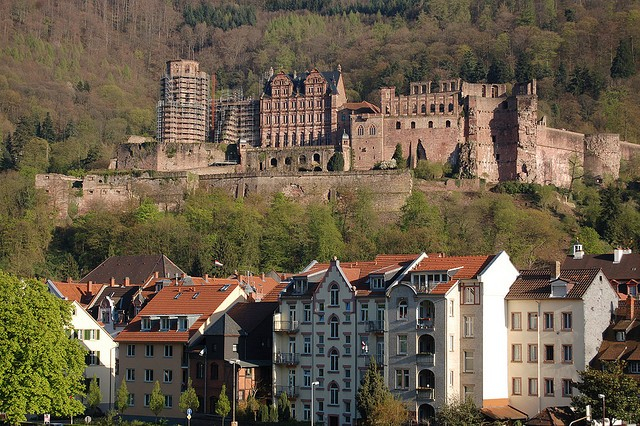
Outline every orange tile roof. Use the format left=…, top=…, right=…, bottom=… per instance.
left=261, top=282, right=289, bottom=302
left=50, top=281, right=104, bottom=307
left=115, top=281, right=239, bottom=343
left=413, top=255, right=494, bottom=279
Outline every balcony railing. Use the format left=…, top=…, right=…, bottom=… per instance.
left=274, top=352, right=300, bottom=365
left=416, top=318, right=434, bottom=331
left=275, top=385, right=299, bottom=399
left=416, top=387, right=435, bottom=401
left=416, top=352, right=435, bottom=366
left=364, top=354, right=385, bottom=367
left=274, top=320, right=300, bottom=333
left=366, top=320, right=385, bottom=333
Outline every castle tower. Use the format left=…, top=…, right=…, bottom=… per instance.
left=156, top=59, right=212, bottom=144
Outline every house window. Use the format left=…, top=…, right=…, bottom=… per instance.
left=616, top=331, right=626, bottom=341
left=512, top=344, right=522, bottom=362
left=398, top=300, right=408, bottom=319
left=561, top=312, right=572, bottom=330
left=512, top=377, right=522, bottom=395
left=126, top=368, right=135, bottom=382
left=144, top=369, right=154, bottom=382
left=358, top=125, right=365, bottom=136
left=528, top=313, right=538, bottom=330
left=463, top=351, right=474, bottom=372
left=144, top=394, right=151, bottom=407
left=304, top=336, right=311, bottom=354
left=164, top=395, right=173, bottom=408
left=164, top=345, right=173, bottom=358
left=397, top=335, right=408, bottom=355
left=145, top=345, right=154, bottom=357
left=304, top=405, right=310, bottom=421
left=330, top=316, right=339, bottom=338
left=196, top=363, right=204, bottom=379
left=449, top=300, right=454, bottom=317
left=463, top=385, right=474, bottom=399
left=544, top=345, right=554, bottom=362
left=562, top=379, right=573, bottom=397
left=395, top=369, right=410, bottom=389
left=462, top=285, right=480, bottom=304
left=449, top=334, right=454, bottom=352
left=211, top=364, right=219, bottom=380
left=330, top=383, right=339, bottom=405
left=562, top=345, right=573, bottom=363
left=528, top=378, right=538, bottom=396
left=630, top=362, right=640, bottom=374
left=141, top=317, right=151, bottom=330
left=163, top=370, right=173, bottom=383
left=178, top=317, right=188, bottom=331
left=304, top=370, right=311, bottom=387
left=528, top=344, right=538, bottom=362
left=463, top=316, right=474, bottom=338
left=544, top=378, right=554, bottom=396
left=127, top=344, right=136, bottom=357
left=304, top=304, right=311, bottom=322
left=330, top=284, right=339, bottom=306
left=370, top=277, right=384, bottom=290
left=318, top=367, right=324, bottom=378
left=543, top=312, right=554, bottom=330
left=511, top=312, right=522, bottom=330
left=330, top=350, right=339, bottom=371
left=86, top=351, right=100, bottom=366
left=128, top=393, right=135, bottom=406
left=360, top=303, right=369, bottom=322
left=160, top=317, right=170, bottom=330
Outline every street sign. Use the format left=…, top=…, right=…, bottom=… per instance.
left=186, top=408, right=192, bottom=416
left=84, top=416, right=91, bottom=424
left=44, top=414, right=50, bottom=424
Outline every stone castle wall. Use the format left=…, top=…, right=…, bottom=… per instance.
left=240, top=145, right=338, bottom=173
left=116, top=142, right=226, bottom=171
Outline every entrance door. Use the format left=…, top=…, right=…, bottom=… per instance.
left=329, top=415, right=339, bottom=426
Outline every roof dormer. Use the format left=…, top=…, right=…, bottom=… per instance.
left=291, top=277, right=308, bottom=295
left=369, top=275, right=385, bottom=291
left=550, top=279, right=573, bottom=298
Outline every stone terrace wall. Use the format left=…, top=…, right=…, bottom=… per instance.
left=584, top=134, right=621, bottom=180
left=620, top=141, right=640, bottom=161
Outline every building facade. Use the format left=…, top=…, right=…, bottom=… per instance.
left=505, top=265, right=618, bottom=416
left=157, top=59, right=212, bottom=144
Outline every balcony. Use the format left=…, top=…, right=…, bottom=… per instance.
left=275, top=385, right=299, bottom=399
left=416, top=387, right=435, bottom=401
left=416, top=318, right=434, bottom=331
left=416, top=352, right=435, bottom=367
left=274, top=352, right=300, bottom=365
left=364, top=354, right=385, bottom=367
left=366, top=320, right=385, bottom=333
left=274, top=320, right=299, bottom=333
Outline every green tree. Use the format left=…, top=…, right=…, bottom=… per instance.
left=356, top=356, right=391, bottom=425
left=277, top=391, right=291, bottom=421
left=0, top=271, right=86, bottom=424
left=259, top=403, right=269, bottom=422
left=149, top=381, right=164, bottom=421
left=611, top=38, right=636, bottom=79
left=487, top=58, right=513, bottom=83
left=115, top=380, right=130, bottom=414
left=86, top=376, right=102, bottom=412
left=215, top=384, right=231, bottom=426
left=436, top=395, right=484, bottom=425
left=179, top=378, right=200, bottom=413
left=305, top=204, right=344, bottom=262
left=392, top=143, right=405, bottom=169
left=246, top=395, right=260, bottom=421
left=38, top=112, right=56, bottom=143
left=572, top=361, right=640, bottom=424
left=327, top=152, right=345, bottom=171
left=369, top=393, right=409, bottom=426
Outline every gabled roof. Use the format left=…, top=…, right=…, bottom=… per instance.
left=80, top=254, right=185, bottom=286
left=525, top=406, right=575, bottom=425
left=562, top=252, right=640, bottom=282
left=115, top=280, right=239, bottom=343
left=505, top=268, right=602, bottom=300
left=342, top=101, right=381, bottom=114
left=89, top=285, right=142, bottom=310
left=265, top=68, right=342, bottom=97
left=410, top=255, right=495, bottom=295
left=49, top=280, right=104, bottom=307
left=261, top=281, right=289, bottom=302
left=225, top=302, right=279, bottom=334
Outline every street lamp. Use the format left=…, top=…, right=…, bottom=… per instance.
left=199, top=347, right=207, bottom=413
left=311, top=381, right=319, bottom=426
left=598, top=394, right=606, bottom=426
left=229, top=360, right=239, bottom=426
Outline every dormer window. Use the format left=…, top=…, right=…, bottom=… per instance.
left=178, top=317, right=188, bottom=331
left=616, top=331, right=626, bottom=342
left=292, top=278, right=308, bottom=294
left=551, top=280, right=569, bottom=298
left=160, top=317, right=170, bottom=331
left=141, top=317, right=151, bottom=331
left=370, top=276, right=384, bottom=290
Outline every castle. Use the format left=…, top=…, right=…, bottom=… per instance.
left=115, top=60, right=640, bottom=188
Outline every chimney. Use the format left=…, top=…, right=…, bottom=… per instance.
left=552, top=261, right=561, bottom=280
left=155, top=271, right=159, bottom=279
left=87, top=281, right=93, bottom=295
left=204, top=273, right=209, bottom=282
left=629, top=294, right=636, bottom=320
left=110, top=277, right=115, bottom=286
left=67, top=276, right=72, bottom=283
left=572, top=243, right=584, bottom=260
left=124, top=277, right=130, bottom=286
left=614, top=248, right=625, bottom=264
left=181, top=273, right=186, bottom=279
left=261, top=272, right=265, bottom=281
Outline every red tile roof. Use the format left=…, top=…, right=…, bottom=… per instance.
left=50, top=281, right=104, bottom=307
left=505, top=268, right=602, bottom=300
left=413, top=255, right=494, bottom=279
left=261, top=282, right=289, bottom=302
left=115, top=281, right=239, bottom=343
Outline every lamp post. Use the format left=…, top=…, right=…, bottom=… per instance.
left=230, top=360, right=238, bottom=426
left=598, top=394, right=606, bottom=426
left=199, top=347, right=207, bottom=414
left=311, top=381, right=319, bottom=426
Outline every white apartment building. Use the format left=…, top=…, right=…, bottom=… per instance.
left=505, top=265, right=618, bottom=417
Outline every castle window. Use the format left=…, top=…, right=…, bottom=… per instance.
left=285, top=157, right=292, bottom=165
left=369, top=125, right=376, bottom=136
left=270, top=158, right=278, bottom=167
left=428, top=121, right=433, bottom=128
left=442, top=82, right=448, bottom=91
left=492, top=85, right=498, bottom=98
left=451, top=82, right=457, bottom=91
left=313, top=153, right=321, bottom=162
left=446, top=120, right=451, bottom=128
left=448, top=103, right=454, bottom=112
left=430, top=104, right=435, bottom=113
left=357, top=126, right=364, bottom=136
left=491, top=135, right=496, bottom=143
left=482, top=85, right=487, bottom=97
left=422, top=84, right=427, bottom=93
left=396, top=121, right=401, bottom=130
left=411, top=122, right=416, bottom=129
left=412, top=104, right=417, bottom=113
left=421, top=104, right=426, bottom=113
left=439, top=104, right=445, bottom=113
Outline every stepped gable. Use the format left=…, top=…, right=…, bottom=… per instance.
left=80, top=254, right=185, bottom=286
left=506, top=268, right=601, bottom=299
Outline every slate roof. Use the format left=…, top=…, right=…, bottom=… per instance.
left=80, top=254, right=185, bottom=286
left=265, top=69, right=342, bottom=97
left=115, top=280, right=239, bottom=343
left=562, top=252, right=640, bottom=282
left=342, top=101, right=381, bottom=114
left=505, top=268, right=602, bottom=300
left=225, top=302, right=279, bottom=334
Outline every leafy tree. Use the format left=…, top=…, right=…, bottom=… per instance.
left=215, top=384, right=231, bottom=426
left=327, top=151, right=345, bottom=171
left=149, top=381, right=164, bottom=421
left=356, top=356, right=391, bottom=425
left=277, top=391, right=291, bottom=421
left=179, top=378, right=200, bottom=413
left=392, top=143, right=405, bottom=169
left=0, top=271, right=86, bottom=424
left=436, top=395, right=484, bottom=425
left=305, top=204, right=344, bottom=262
left=572, top=361, right=640, bottom=424
left=86, top=376, right=102, bottom=412
left=369, top=393, right=409, bottom=426
left=611, top=38, right=636, bottom=79
left=115, top=379, right=130, bottom=414
left=246, top=395, right=260, bottom=421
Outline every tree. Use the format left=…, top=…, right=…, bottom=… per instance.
left=572, top=361, right=640, bottom=424
left=149, top=381, right=164, bottom=421
left=327, top=152, right=345, bottom=171
left=215, top=384, right=231, bottom=426
left=356, top=357, right=391, bottom=425
left=38, top=112, right=56, bottom=143
left=487, top=58, right=513, bottom=84
left=277, top=392, right=291, bottom=421
left=179, top=378, right=200, bottom=413
left=392, top=143, right=405, bottom=169
left=611, top=38, right=636, bottom=79
left=436, top=395, right=484, bottom=425
left=369, top=393, right=409, bottom=426
left=86, top=376, right=102, bottom=413
left=0, top=271, right=86, bottom=425
left=246, top=395, right=260, bottom=421
left=115, top=380, right=130, bottom=414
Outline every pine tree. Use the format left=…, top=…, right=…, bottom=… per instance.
left=86, top=376, right=102, bottom=412
left=392, top=143, right=405, bottom=169
left=611, top=38, right=636, bottom=79
left=179, top=378, right=200, bottom=413
left=115, top=380, right=130, bottom=414
left=215, top=384, right=231, bottom=426
left=356, top=357, right=391, bottom=425
left=38, top=112, right=56, bottom=143
left=277, top=392, right=291, bottom=421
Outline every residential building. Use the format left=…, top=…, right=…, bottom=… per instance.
left=88, top=285, right=146, bottom=337
left=593, top=295, right=640, bottom=375
left=505, top=264, right=618, bottom=417
left=114, top=279, right=245, bottom=419
left=385, top=252, right=520, bottom=422
left=80, top=254, right=185, bottom=288
left=157, top=59, right=212, bottom=144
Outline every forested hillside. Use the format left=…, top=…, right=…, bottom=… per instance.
left=1, top=0, right=640, bottom=278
